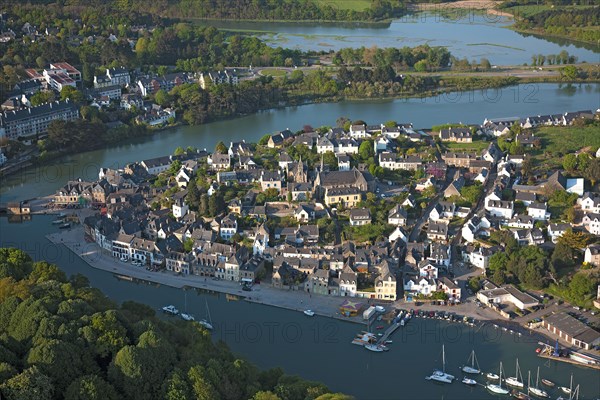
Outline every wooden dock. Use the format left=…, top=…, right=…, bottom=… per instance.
left=537, top=353, right=600, bottom=371
left=377, top=322, right=401, bottom=344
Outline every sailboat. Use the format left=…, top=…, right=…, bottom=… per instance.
left=425, top=345, right=455, bottom=384
left=558, top=374, right=573, bottom=396
left=462, top=349, right=481, bottom=374
left=505, top=358, right=524, bottom=389
left=528, top=368, right=549, bottom=398
left=486, top=362, right=510, bottom=395
left=180, top=290, right=195, bottom=321
left=198, top=299, right=213, bottom=331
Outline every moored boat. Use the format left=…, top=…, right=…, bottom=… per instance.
left=540, top=379, right=554, bottom=387
left=462, top=377, right=477, bottom=386
left=528, top=368, right=549, bottom=398
left=486, top=362, right=510, bottom=395
left=198, top=300, right=213, bottom=330
left=505, top=359, right=524, bottom=389
left=180, top=313, right=195, bottom=321
left=486, top=372, right=500, bottom=380
left=59, top=222, right=71, bottom=229
left=162, top=305, right=179, bottom=315
left=303, top=309, right=315, bottom=317
left=462, top=349, right=481, bottom=374
left=365, top=344, right=384, bottom=352
left=426, top=345, right=455, bottom=384
left=512, top=390, right=531, bottom=400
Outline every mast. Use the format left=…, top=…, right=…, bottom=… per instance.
left=498, top=362, right=503, bottom=389
left=535, top=366, right=540, bottom=389
left=527, top=370, right=531, bottom=395
left=442, top=345, right=446, bottom=373
left=516, top=358, right=522, bottom=383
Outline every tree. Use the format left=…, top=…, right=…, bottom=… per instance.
left=414, top=60, right=428, bottom=72
left=215, top=141, right=227, bottom=154
left=154, top=89, right=172, bottom=107
left=560, top=65, right=579, bottom=80
left=81, top=310, right=129, bottom=359
left=186, top=183, right=200, bottom=210
left=460, top=184, right=483, bottom=205
left=258, top=134, right=271, bottom=146
left=208, top=192, right=225, bottom=216
left=183, top=238, right=194, bottom=253
left=358, top=141, right=373, bottom=161
left=562, top=153, right=578, bottom=172
left=0, top=366, right=54, bottom=400
left=568, top=272, right=596, bottom=305
left=60, top=86, right=85, bottom=103
left=163, top=369, right=192, bottom=400
left=480, top=58, right=491, bottom=71
left=558, top=229, right=588, bottom=250
left=173, top=146, right=185, bottom=156
left=583, top=158, right=600, bottom=186
left=30, top=91, right=54, bottom=106
left=29, top=261, right=67, bottom=283
left=65, top=375, right=119, bottom=400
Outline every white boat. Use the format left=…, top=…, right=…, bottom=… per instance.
left=486, top=372, right=500, bottom=380
left=198, top=299, right=213, bottom=330
left=505, top=359, right=524, bottom=389
left=303, top=309, right=315, bottom=317
left=528, top=368, right=549, bottom=398
left=365, top=344, right=384, bottom=352
left=462, top=377, right=477, bottom=386
left=162, top=305, right=179, bottom=315
left=486, top=362, right=510, bottom=395
left=462, top=349, right=481, bottom=374
left=52, top=218, right=65, bottom=224
left=351, top=332, right=377, bottom=346
left=180, top=313, right=195, bottom=321
left=426, top=345, right=455, bottom=384
left=375, top=305, right=386, bottom=313
left=559, top=374, right=573, bottom=395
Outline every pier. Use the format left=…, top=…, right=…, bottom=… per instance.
left=537, top=353, right=600, bottom=371
left=377, top=322, right=401, bottom=345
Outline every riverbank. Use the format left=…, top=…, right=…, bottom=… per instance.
left=411, top=1, right=513, bottom=18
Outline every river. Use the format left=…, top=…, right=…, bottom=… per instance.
left=198, top=12, right=600, bottom=65
left=1, top=214, right=599, bottom=399
left=1, top=83, right=599, bottom=203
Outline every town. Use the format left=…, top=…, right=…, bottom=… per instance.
left=9, top=104, right=600, bottom=358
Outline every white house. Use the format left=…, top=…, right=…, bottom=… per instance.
left=462, top=215, right=491, bottom=243
left=582, top=213, right=600, bottom=235
left=219, top=214, right=238, bottom=240
left=429, top=201, right=456, bottom=221
left=337, top=138, right=359, bottom=154
left=388, top=226, right=407, bottom=243
left=404, top=276, right=437, bottom=296
left=548, top=223, right=570, bottom=244
left=419, top=261, right=438, bottom=279
left=584, top=245, right=600, bottom=266
left=428, top=243, right=451, bottom=267
left=337, top=154, right=351, bottom=171
left=507, top=214, right=534, bottom=229
left=349, top=208, right=371, bottom=226
left=349, top=124, right=368, bottom=138
left=462, top=246, right=493, bottom=269
left=388, top=204, right=407, bottom=226
left=172, top=192, right=188, bottom=219
left=316, top=136, right=335, bottom=154
left=374, top=136, right=391, bottom=153
left=485, top=196, right=514, bottom=220
left=527, top=202, right=550, bottom=221
left=579, top=192, right=600, bottom=213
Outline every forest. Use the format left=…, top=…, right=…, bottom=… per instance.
left=0, top=248, right=350, bottom=400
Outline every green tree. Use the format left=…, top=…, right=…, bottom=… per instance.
left=414, top=60, right=428, bottom=72
left=258, top=134, right=271, bottom=146
left=173, top=146, right=185, bottom=156
left=28, top=261, right=67, bottom=283
left=583, top=158, right=600, bottom=186
left=60, top=86, right=85, bottom=103
left=358, top=140, right=373, bottom=161
left=562, top=153, right=577, bottom=172
left=65, top=375, right=119, bottom=400
left=215, top=141, right=227, bottom=154
left=188, top=365, right=218, bottom=400
left=253, top=391, right=281, bottom=400
left=163, top=369, right=192, bottom=400
left=186, top=183, right=200, bottom=210
left=155, top=89, right=172, bottom=106
left=208, top=192, right=225, bottom=216
left=30, top=91, right=54, bottom=106
left=0, top=366, right=54, bottom=400
left=0, top=248, right=33, bottom=280
left=460, top=184, right=483, bottom=205
left=559, top=65, right=579, bottom=80
left=183, top=238, right=194, bottom=253
left=81, top=310, right=128, bottom=359
left=568, top=273, right=596, bottom=304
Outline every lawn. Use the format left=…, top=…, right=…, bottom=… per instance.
left=445, top=141, right=489, bottom=152
left=259, top=68, right=288, bottom=77
left=315, top=0, right=371, bottom=11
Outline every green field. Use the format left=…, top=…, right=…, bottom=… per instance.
left=260, top=68, right=288, bottom=77
left=445, top=141, right=489, bottom=152
left=506, top=5, right=595, bottom=19
left=315, top=0, right=371, bottom=11
left=530, top=124, right=600, bottom=171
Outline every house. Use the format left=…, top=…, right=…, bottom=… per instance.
left=485, top=197, right=514, bottom=220
left=349, top=208, right=371, bottom=226
left=477, top=284, right=539, bottom=310
left=404, top=276, right=437, bottom=296
left=171, top=191, right=188, bottom=219
left=584, top=245, right=600, bottom=267
left=338, top=266, right=358, bottom=297
left=440, top=127, right=472, bottom=143
left=199, top=70, right=238, bottom=89
left=462, top=245, right=493, bottom=269
left=337, top=154, right=351, bottom=171
left=548, top=223, right=570, bottom=244
left=474, top=168, right=489, bottom=184
left=515, top=191, right=536, bottom=206
left=349, top=124, right=368, bottom=138
left=166, top=251, right=193, bottom=275
left=260, top=170, right=283, bottom=192
left=0, top=100, right=79, bottom=141
left=429, top=243, right=451, bottom=267
left=582, top=213, right=600, bottom=235
left=427, top=220, right=448, bottom=241
left=402, top=195, right=416, bottom=208
left=579, top=192, right=600, bottom=214
left=324, top=187, right=361, bottom=208
left=461, top=215, right=490, bottom=243
left=543, top=313, right=600, bottom=351
left=442, top=152, right=477, bottom=168
left=527, top=202, right=550, bottom=221
left=316, top=136, right=335, bottom=154
left=419, top=261, right=438, bottom=279
left=337, top=138, right=359, bottom=154
left=388, top=226, right=407, bottom=243
left=444, top=177, right=465, bottom=198
left=295, top=204, right=316, bottom=222
left=219, top=214, right=238, bottom=240
left=507, top=214, right=534, bottom=229
left=375, top=263, right=397, bottom=301
left=207, top=153, right=230, bottom=171
left=239, top=257, right=266, bottom=284
left=315, top=168, right=372, bottom=194
left=373, top=136, right=391, bottom=153
left=135, top=107, right=175, bottom=126
left=429, top=201, right=456, bottom=221
left=287, top=182, right=314, bottom=201
left=141, top=156, right=171, bottom=175
left=388, top=205, right=407, bottom=226
left=267, top=129, right=293, bottom=148
left=304, top=269, right=330, bottom=296
left=438, top=277, right=461, bottom=302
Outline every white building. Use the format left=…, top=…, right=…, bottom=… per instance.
left=527, top=202, right=550, bottom=221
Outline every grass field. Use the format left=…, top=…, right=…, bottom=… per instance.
left=445, top=141, right=489, bottom=152
left=315, top=0, right=371, bottom=11
left=506, top=5, right=595, bottom=18
left=260, top=68, right=288, bottom=77
left=530, top=124, right=600, bottom=171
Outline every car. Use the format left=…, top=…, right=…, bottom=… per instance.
left=375, top=305, right=386, bottom=313
left=242, top=286, right=252, bottom=291
left=120, top=257, right=128, bottom=262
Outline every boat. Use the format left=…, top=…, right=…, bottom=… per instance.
left=59, top=222, right=71, bottom=229
left=512, top=390, right=531, bottom=400
left=180, top=313, right=195, bottom=321
left=505, top=359, right=525, bottom=389
left=462, top=349, right=481, bottom=374
left=528, top=368, right=549, bottom=398
left=162, top=305, right=179, bottom=315
left=198, top=300, right=213, bottom=330
left=52, top=218, right=65, bottom=224
left=384, top=340, right=393, bottom=344
left=540, top=379, right=554, bottom=387
left=486, top=362, right=510, bottom=395
left=351, top=332, right=377, bottom=346
left=486, top=372, right=500, bottom=380
left=303, top=309, right=315, bottom=317
left=365, top=344, right=384, bottom=352
left=462, top=377, right=477, bottom=386
left=426, top=345, right=455, bottom=384
left=559, top=373, right=573, bottom=396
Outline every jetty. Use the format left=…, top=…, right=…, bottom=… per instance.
left=536, top=342, right=600, bottom=371
left=377, top=322, right=401, bottom=345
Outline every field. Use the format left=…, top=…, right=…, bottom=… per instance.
left=530, top=124, right=600, bottom=171
left=505, top=4, right=596, bottom=18
left=259, top=68, right=288, bottom=77
left=315, top=0, right=371, bottom=11
left=445, top=141, right=489, bottom=152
